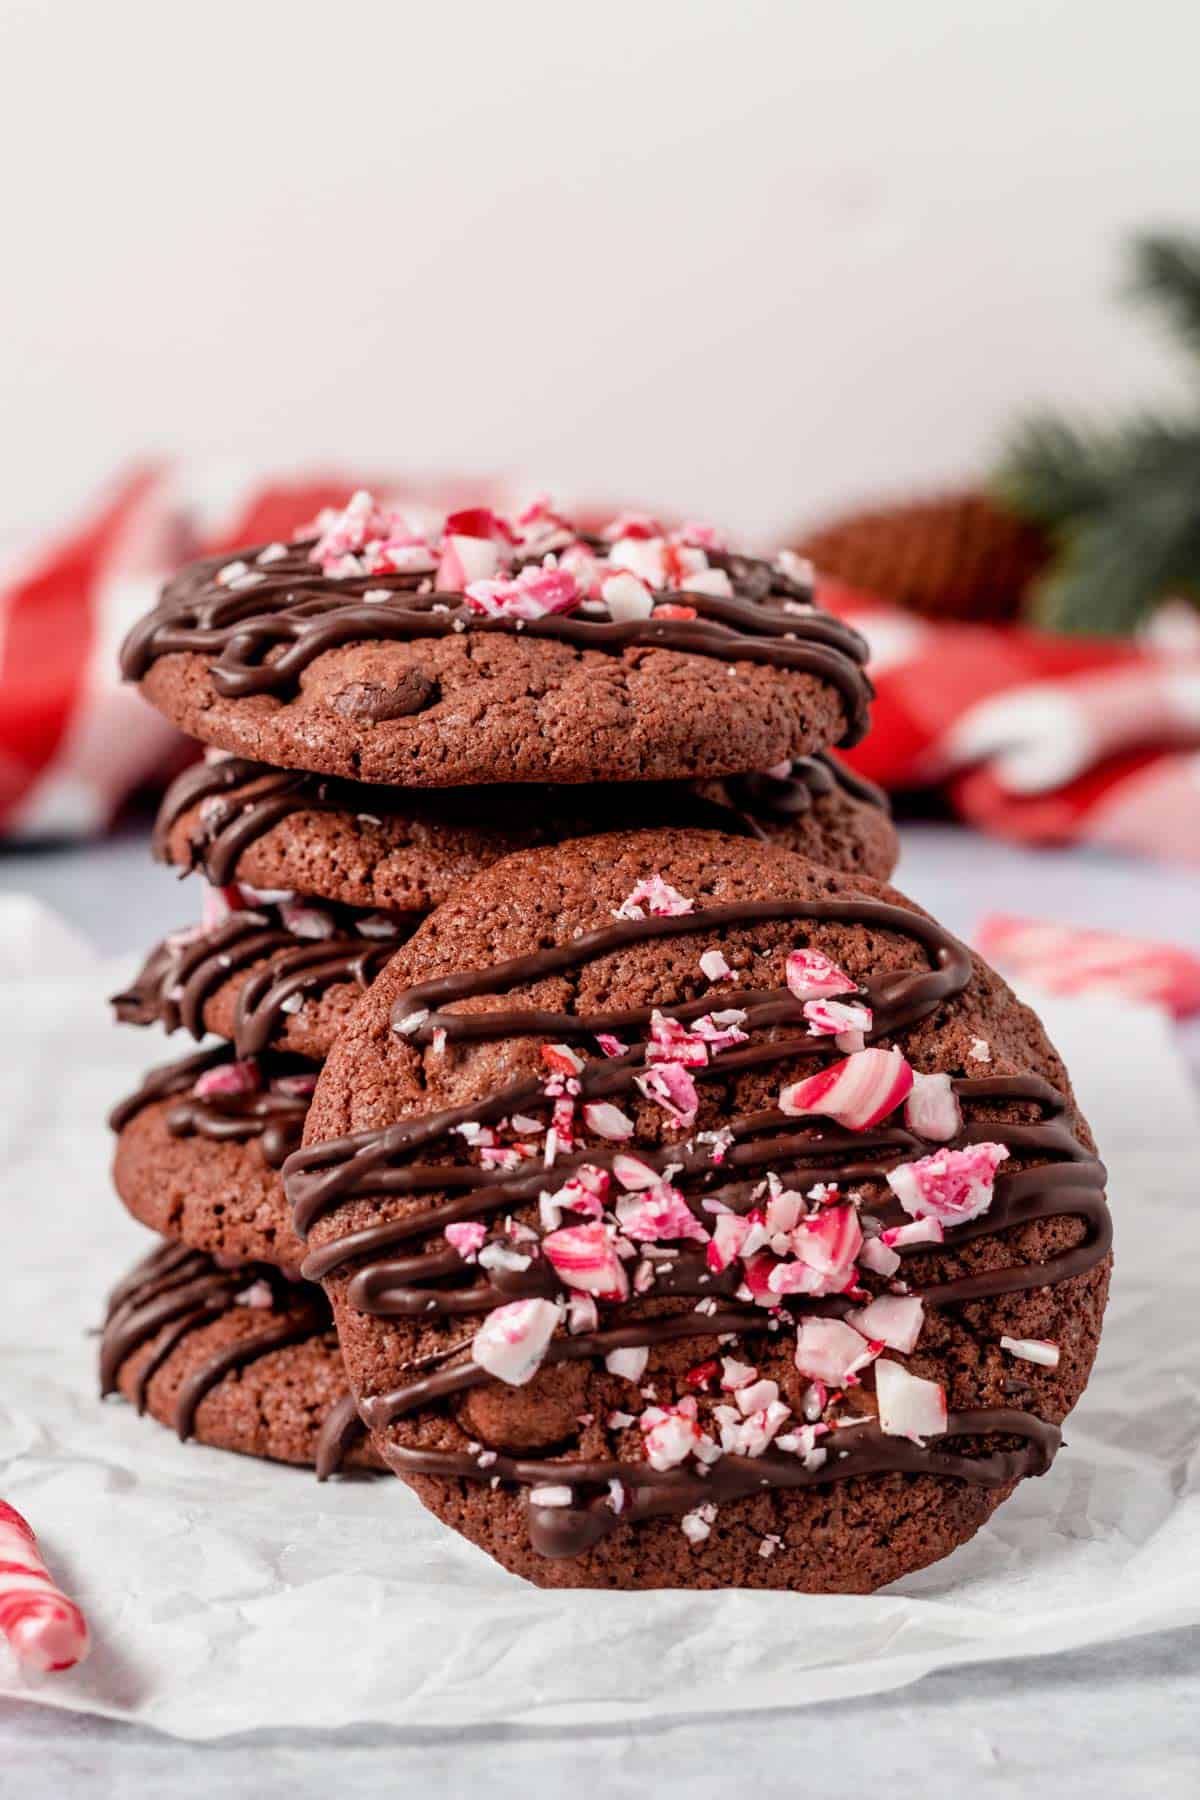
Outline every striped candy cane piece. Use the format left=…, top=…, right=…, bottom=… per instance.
left=0, top=1501, right=89, bottom=1673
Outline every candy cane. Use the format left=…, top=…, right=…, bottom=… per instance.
left=0, top=1501, right=89, bottom=1673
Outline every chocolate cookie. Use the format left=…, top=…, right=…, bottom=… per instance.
left=99, top=1240, right=383, bottom=1477
left=153, top=750, right=898, bottom=906
left=287, top=830, right=1110, bottom=1593
left=110, top=1047, right=311, bottom=1274
left=120, top=496, right=873, bottom=787
left=111, top=893, right=404, bottom=1061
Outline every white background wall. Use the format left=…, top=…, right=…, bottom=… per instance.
left=1, top=0, right=1196, bottom=541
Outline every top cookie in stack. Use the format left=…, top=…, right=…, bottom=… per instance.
left=103, top=494, right=892, bottom=1463
left=119, top=493, right=874, bottom=787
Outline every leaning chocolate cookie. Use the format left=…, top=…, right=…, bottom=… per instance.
left=110, top=1048, right=313, bottom=1274
left=120, top=496, right=873, bottom=787
left=287, top=830, right=1110, bottom=1593
left=99, top=1240, right=382, bottom=1477
left=153, top=749, right=898, bottom=904
left=111, top=889, right=406, bottom=1061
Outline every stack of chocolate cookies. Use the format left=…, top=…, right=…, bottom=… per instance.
left=103, top=493, right=1109, bottom=1592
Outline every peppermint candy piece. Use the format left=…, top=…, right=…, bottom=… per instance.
left=192, top=1058, right=261, bottom=1100
left=780, top=1048, right=913, bottom=1130
left=0, top=1500, right=89, bottom=1673
left=793, top=1318, right=879, bottom=1385
left=471, top=1298, right=562, bottom=1387
left=874, top=1361, right=947, bottom=1441
left=785, top=948, right=856, bottom=1001
left=903, top=1071, right=962, bottom=1142
left=888, top=1143, right=1009, bottom=1225
left=543, top=1223, right=629, bottom=1299
left=635, top=1062, right=699, bottom=1127
left=1000, top=1336, right=1061, bottom=1368
left=845, top=1294, right=925, bottom=1354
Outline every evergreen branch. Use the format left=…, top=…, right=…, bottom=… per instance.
left=992, top=416, right=1115, bottom=529
left=1128, top=233, right=1200, bottom=362
left=1030, top=454, right=1200, bottom=634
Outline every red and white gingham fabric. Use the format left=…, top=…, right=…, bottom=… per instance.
left=823, top=582, right=1200, bottom=866
left=3, top=469, right=1199, bottom=865
left=0, top=464, right=518, bottom=839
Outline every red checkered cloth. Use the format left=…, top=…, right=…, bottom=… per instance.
left=0, top=465, right=517, bottom=838
left=3, top=469, right=1198, bottom=865
left=823, top=582, right=1200, bottom=866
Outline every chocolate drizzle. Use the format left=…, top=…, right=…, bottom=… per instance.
left=109, top=1046, right=315, bottom=1168
left=283, top=892, right=1109, bottom=1558
left=99, top=1242, right=368, bottom=1475
left=719, top=752, right=888, bottom=833
left=120, top=537, right=874, bottom=747
left=111, top=902, right=404, bottom=1059
left=153, top=750, right=890, bottom=893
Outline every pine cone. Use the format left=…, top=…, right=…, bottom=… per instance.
left=796, top=489, right=1050, bottom=623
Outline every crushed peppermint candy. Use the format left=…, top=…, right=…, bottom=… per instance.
left=444, top=1221, right=487, bottom=1260
left=634, top=1062, right=699, bottom=1127
left=794, top=1317, right=879, bottom=1384
left=192, top=1058, right=261, bottom=1100
left=874, top=1360, right=947, bottom=1441
left=1000, top=1336, right=1061, bottom=1367
left=605, top=1346, right=649, bottom=1382
left=785, top=948, right=857, bottom=1001
left=904, top=1070, right=962, bottom=1142
left=888, top=1142, right=1009, bottom=1225
left=614, top=876, right=694, bottom=920
left=681, top=1504, right=718, bottom=1545
left=471, top=1298, right=561, bottom=1387
left=639, top=1398, right=707, bottom=1471
left=699, top=949, right=733, bottom=982
left=582, top=1100, right=635, bottom=1141
left=615, top=1182, right=708, bottom=1244
left=543, top=1222, right=629, bottom=1299
left=780, top=1047, right=913, bottom=1131
left=529, top=1485, right=574, bottom=1509
left=464, top=561, right=581, bottom=621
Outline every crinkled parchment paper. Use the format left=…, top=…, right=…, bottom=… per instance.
left=1, top=898, right=1197, bottom=1738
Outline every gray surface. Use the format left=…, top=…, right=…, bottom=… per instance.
left=1, top=821, right=1198, bottom=1796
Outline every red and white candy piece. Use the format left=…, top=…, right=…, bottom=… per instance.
left=706, top=1211, right=751, bottom=1273
left=581, top=1100, right=635, bottom=1141
left=903, top=1071, right=962, bottom=1142
left=445, top=1221, right=487, bottom=1260
left=635, top=1062, right=700, bottom=1127
left=780, top=1047, right=913, bottom=1131
left=192, top=1058, right=261, bottom=1100
left=0, top=1501, right=89, bottom=1673
left=785, top=948, right=856, bottom=1001
left=874, top=1361, right=947, bottom=1440
left=435, top=507, right=516, bottom=591
left=1000, top=1336, right=1061, bottom=1368
left=614, top=875, right=695, bottom=920
left=699, top=948, right=733, bottom=982
left=472, top=1298, right=561, bottom=1386
left=615, top=1182, right=708, bottom=1244
left=639, top=1398, right=705, bottom=1471
left=888, top=1142, right=1009, bottom=1225
left=605, top=1345, right=649, bottom=1381
left=543, top=1222, right=629, bottom=1299
left=803, top=998, right=873, bottom=1040
left=280, top=899, right=336, bottom=940
left=600, top=569, right=656, bottom=621
left=464, top=562, right=581, bottom=621
left=793, top=1318, right=879, bottom=1385
left=975, top=914, right=1200, bottom=1019
left=845, top=1294, right=925, bottom=1353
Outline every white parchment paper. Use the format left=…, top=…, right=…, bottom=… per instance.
left=1, top=897, right=1198, bottom=1739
